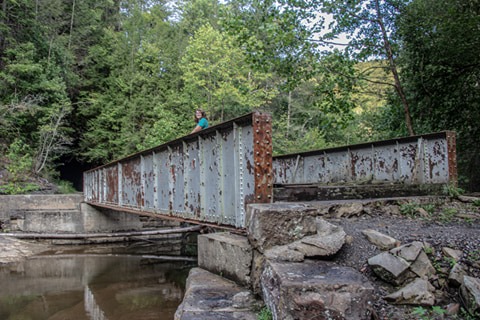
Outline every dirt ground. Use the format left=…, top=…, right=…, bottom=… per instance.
left=331, top=197, right=480, bottom=320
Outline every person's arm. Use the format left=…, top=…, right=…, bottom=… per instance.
left=191, top=125, right=202, bottom=134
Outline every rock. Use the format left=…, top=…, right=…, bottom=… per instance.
left=246, top=203, right=319, bottom=252
left=457, top=195, right=480, bottom=203
left=445, top=302, right=461, bottom=316
left=261, top=260, right=374, bottom=320
left=459, top=276, right=480, bottom=316
left=362, top=229, right=400, bottom=250
left=0, top=236, right=49, bottom=264
left=415, top=207, right=429, bottom=218
left=264, top=245, right=304, bottom=262
left=290, top=219, right=346, bottom=257
left=448, top=263, right=467, bottom=287
left=384, top=278, right=436, bottom=306
left=386, top=204, right=401, bottom=216
left=390, top=241, right=424, bottom=262
left=442, top=247, right=463, bottom=262
left=232, top=291, right=259, bottom=309
left=262, top=219, right=346, bottom=261
left=409, top=251, right=436, bottom=279
left=175, top=268, right=260, bottom=320
left=368, top=252, right=414, bottom=285
left=334, top=202, right=364, bottom=218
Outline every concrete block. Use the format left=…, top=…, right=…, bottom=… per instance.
left=261, top=259, right=374, bottom=320
left=23, top=210, right=83, bottom=233
left=245, top=203, right=323, bottom=253
left=198, top=232, right=252, bottom=287
left=0, top=194, right=84, bottom=212
left=175, top=268, right=260, bottom=320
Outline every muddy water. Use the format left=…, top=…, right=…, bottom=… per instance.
left=0, top=244, right=196, bottom=320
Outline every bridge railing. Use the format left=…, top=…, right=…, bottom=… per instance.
left=273, top=131, right=457, bottom=186
left=83, top=112, right=273, bottom=229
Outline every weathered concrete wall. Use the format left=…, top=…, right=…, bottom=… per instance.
left=0, top=194, right=83, bottom=219
left=0, top=194, right=145, bottom=233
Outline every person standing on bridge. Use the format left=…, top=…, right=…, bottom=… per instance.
left=191, top=109, right=208, bottom=133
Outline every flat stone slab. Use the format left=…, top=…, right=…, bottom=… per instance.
left=175, top=268, right=261, bottom=320
left=261, top=259, right=374, bottom=320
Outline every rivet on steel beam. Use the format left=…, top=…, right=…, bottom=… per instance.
left=257, top=173, right=260, bottom=177
left=257, top=195, right=261, bottom=199
left=256, top=129, right=259, bottom=133
left=256, top=152, right=260, bottom=155
left=256, top=140, right=260, bottom=144
left=257, top=162, right=260, bottom=166
left=266, top=119, right=270, bottom=123
left=267, top=195, right=272, bottom=198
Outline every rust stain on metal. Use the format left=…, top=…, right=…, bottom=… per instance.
left=252, top=112, right=273, bottom=204
left=446, top=131, right=457, bottom=186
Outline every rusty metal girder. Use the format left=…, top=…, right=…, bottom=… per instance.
left=273, top=131, right=457, bottom=187
left=83, top=112, right=273, bottom=229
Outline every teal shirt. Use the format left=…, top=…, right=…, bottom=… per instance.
left=198, top=118, right=208, bottom=129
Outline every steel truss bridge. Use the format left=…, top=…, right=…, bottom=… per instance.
left=84, top=112, right=457, bottom=230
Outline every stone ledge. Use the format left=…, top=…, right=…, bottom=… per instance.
left=175, top=268, right=261, bottom=320
left=261, top=259, right=375, bottom=320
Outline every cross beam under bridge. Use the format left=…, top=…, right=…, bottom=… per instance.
left=84, top=112, right=457, bottom=230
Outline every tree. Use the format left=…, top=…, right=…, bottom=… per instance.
left=281, top=0, right=415, bottom=135
left=78, top=0, right=190, bottom=163
left=397, top=0, right=480, bottom=189
left=180, top=24, right=277, bottom=123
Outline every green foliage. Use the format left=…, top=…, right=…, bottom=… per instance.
left=0, top=138, right=43, bottom=194
left=399, top=202, right=420, bottom=218
left=399, top=202, right=435, bottom=218
left=466, top=250, right=480, bottom=264
left=257, top=306, right=273, bottom=320
left=460, top=307, right=480, bottom=320
left=423, top=245, right=434, bottom=256
left=180, top=24, right=276, bottom=123
left=438, top=208, right=458, bottom=223
left=0, top=182, right=40, bottom=195
left=443, top=184, right=465, bottom=198
left=55, top=180, right=77, bottom=194
left=411, top=306, right=446, bottom=319
left=398, top=0, right=480, bottom=190
left=5, top=139, right=33, bottom=182
left=443, top=256, right=457, bottom=268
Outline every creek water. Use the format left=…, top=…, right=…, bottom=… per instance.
left=0, top=241, right=197, bottom=320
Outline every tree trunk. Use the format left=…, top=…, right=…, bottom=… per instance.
left=68, top=0, right=76, bottom=50
left=0, top=0, right=7, bottom=63
left=374, top=0, right=415, bottom=136
left=287, top=91, right=292, bottom=138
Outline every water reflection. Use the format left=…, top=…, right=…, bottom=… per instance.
left=0, top=247, right=196, bottom=320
